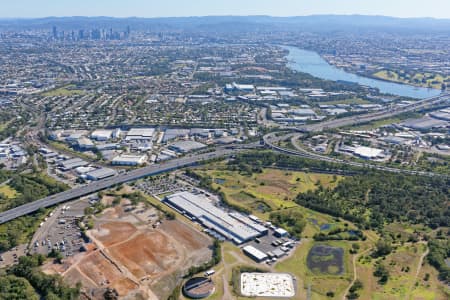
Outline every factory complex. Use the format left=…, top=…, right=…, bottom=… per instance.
left=164, top=191, right=268, bottom=244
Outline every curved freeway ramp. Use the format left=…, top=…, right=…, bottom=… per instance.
left=263, top=132, right=443, bottom=177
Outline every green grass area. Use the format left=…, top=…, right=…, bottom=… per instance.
left=346, top=110, right=421, bottom=131
left=374, top=70, right=400, bottom=81
left=193, top=164, right=450, bottom=299
left=196, top=163, right=362, bottom=300
left=276, top=240, right=353, bottom=299
left=41, top=85, right=86, bottom=97
left=206, top=276, right=224, bottom=300
left=320, top=97, right=371, bottom=105
left=373, top=70, right=449, bottom=89
left=347, top=117, right=403, bottom=131
left=356, top=242, right=449, bottom=300
left=0, top=185, right=19, bottom=199
left=0, top=120, right=14, bottom=133
left=411, top=263, right=450, bottom=300
left=197, top=166, right=348, bottom=239
left=48, top=141, right=96, bottom=161
left=199, top=167, right=342, bottom=218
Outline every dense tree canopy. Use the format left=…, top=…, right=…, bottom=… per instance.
left=296, top=172, right=449, bottom=229
left=269, top=209, right=306, bottom=238
left=232, top=151, right=449, bottom=230
left=427, top=238, right=450, bottom=283
left=3, top=255, right=80, bottom=300
left=0, top=275, right=39, bottom=300
left=0, top=172, right=69, bottom=252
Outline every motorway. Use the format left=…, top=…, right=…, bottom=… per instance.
left=298, top=93, right=450, bottom=132
left=0, top=147, right=240, bottom=224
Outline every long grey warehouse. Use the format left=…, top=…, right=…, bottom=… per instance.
left=164, top=191, right=267, bottom=244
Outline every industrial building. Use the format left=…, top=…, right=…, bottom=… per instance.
left=164, top=192, right=267, bottom=244
left=169, top=140, right=207, bottom=153
left=401, top=117, right=449, bottom=131
left=242, top=245, right=268, bottom=262
left=274, top=228, right=289, bottom=238
left=381, top=136, right=409, bottom=145
left=353, top=146, right=384, bottom=159
left=228, top=82, right=255, bottom=92
left=291, top=108, right=316, bottom=116
left=91, top=129, right=113, bottom=141
left=95, top=143, right=119, bottom=151
left=58, top=158, right=88, bottom=171
left=162, top=129, right=189, bottom=143
left=76, top=137, right=95, bottom=150
left=189, top=128, right=210, bottom=139
left=75, top=166, right=96, bottom=175
left=85, top=168, right=117, bottom=180
left=125, top=128, right=155, bottom=142
left=112, top=154, right=147, bottom=166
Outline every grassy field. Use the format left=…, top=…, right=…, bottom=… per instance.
left=194, top=165, right=369, bottom=299
left=197, top=166, right=350, bottom=238
left=356, top=243, right=449, bottom=300
left=347, top=111, right=422, bottom=131
left=276, top=240, right=354, bottom=299
left=320, top=97, right=371, bottom=105
left=198, top=166, right=342, bottom=218
left=49, top=141, right=96, bottom=161
left=0, top=120, right=14, bottom=133
left=0, top=185, right=19, bottom=199
left=373, top=70, right=449, bottom=89
left=42, top=85, right=86, bottom=97
left=190, top=165, right=449, bottom=299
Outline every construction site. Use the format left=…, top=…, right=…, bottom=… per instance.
left=42, top=193, right=213, bottom=300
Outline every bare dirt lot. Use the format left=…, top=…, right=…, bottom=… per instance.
left=94, top=221, right=138, bottom=247
left=108, top=231, right=179, bottom=279
left=160, top=219, right=210, bottom=251
left=43, top=198, right=213, bottom=299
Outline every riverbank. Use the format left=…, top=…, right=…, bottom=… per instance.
left=282, top=45, right=442, bottom=99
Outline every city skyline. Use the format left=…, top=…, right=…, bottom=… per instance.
left=1, top=0, right=450, bottom=19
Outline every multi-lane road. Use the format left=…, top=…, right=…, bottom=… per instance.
left=299, top=93, right=449, bottom=132
left=0, top=147, right=239, bottom=224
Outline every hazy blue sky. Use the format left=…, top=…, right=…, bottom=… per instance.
left=2, top=0, right=450, bottom=19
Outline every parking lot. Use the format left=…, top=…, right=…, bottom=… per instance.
left=0, top=244, right=28, bottom=267
left=29, top=198, right=91, bottom=258
left=135, top=174, right=194, bottom=196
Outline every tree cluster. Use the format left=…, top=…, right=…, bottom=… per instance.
left=269, top=209, right=306, bottom=239
left=4, top=255, right=80, bottom=300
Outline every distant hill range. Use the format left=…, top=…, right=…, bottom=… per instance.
left=1, top=15, right=450, bottom=33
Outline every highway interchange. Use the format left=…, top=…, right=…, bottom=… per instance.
left=263, top=132, right=442, bottom=177
left=0, top=92, right=448, bottom=224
